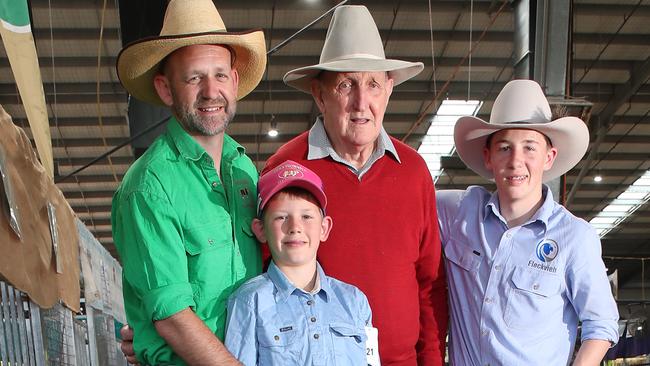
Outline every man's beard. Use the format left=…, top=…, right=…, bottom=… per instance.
left=171, top=93, right=236, bottom=136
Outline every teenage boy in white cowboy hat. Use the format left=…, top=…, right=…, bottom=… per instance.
left=264, top=5, right=448, bottom=366
left=437, top=79, right=619, bottom=365
left=225, top=160, right=377, bottom=365
left=111, top=0, right=266, bottom=364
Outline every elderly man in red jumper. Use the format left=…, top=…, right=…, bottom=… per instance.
left=263, top=5, right=448, bottom=366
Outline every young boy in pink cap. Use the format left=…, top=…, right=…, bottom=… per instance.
left=224, top=160, right=379, bottom=366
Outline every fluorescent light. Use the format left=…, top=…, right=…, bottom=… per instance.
left=590, top=170, right=650, bottom=237
left=417, top=100, right=482, bottom=181
left=594, top=175, right=602, bottom=182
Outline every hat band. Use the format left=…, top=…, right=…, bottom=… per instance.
left=321, top=52, right=385, bottom=63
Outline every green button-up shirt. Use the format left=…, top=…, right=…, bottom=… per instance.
left=111, top=117, right=262, bottom=366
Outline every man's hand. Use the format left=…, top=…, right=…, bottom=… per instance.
left=120, top=324, right=139, bottom=365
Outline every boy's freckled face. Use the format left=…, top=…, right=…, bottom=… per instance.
left=253, top=192, right=332, bottom=269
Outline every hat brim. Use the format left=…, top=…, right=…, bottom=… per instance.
left=454, top=115, right=590, bottom=182
left=117, top=30, right=266, bottom=105
left=283, top=58, right=423, bottom=93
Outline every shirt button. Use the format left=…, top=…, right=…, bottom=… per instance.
left=505, top=233, right=512, bottom=238
left=307, top=300, right=313, bottom=306
left=533, top=284, right=540, bottom=290
left=484, top=298, right=492, bottom=304
left=211, top=182, right=218, bottom=188
left=481, top=329, right=488, bottom=336
left=310, top=317, right=316, bottom=322
left=313, top=333, right=319, bottom=339
left=274, top=335, right=279, bottom=341
left=494, top=265, right=501, bottom=271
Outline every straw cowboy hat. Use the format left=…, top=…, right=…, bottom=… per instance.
left=283, top=5, right=423, bottom=93
left=454, top=79, right=590, bottom=182
left=116, top=0, right=266, bottom=105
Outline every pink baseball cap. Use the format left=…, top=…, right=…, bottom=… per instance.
left=257, top=160, right=327, bottom=216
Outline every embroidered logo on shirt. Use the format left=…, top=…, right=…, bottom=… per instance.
left=239, top=187, right=249, bottom=198
left=535, top=239, right=558, bottom=262
left=528, top=239, right=559, bottom=273
left=279, top=326, right=293, bottom=332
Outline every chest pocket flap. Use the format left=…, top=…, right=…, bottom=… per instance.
left=511, top=266, right=561, bottom=297
left=444, top=239, right=481, bottom=272
left=184, top=219, right=233, bottom=256
left=329, top=322, right=367, bottom=343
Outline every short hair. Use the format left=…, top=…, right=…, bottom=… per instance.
left=485, top=130, right=553, bottom=149
left=259, top=186, right=323, bottom=219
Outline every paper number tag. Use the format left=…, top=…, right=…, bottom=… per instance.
left=365, top=326, right=380, bottom=366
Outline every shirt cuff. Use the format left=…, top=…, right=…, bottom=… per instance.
left=143, top=283, right=195, bottom=321
left=581, top=319, right=620, bottom=346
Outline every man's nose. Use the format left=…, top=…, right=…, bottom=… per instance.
left=352, top=86, right=370, bottom=111
left=200, top=77, right=221, bottom=100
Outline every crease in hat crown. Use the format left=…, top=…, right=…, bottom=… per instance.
left=116, top=0, right=267, bottom=106
left=283, top=5, right=423, bottom=93
left=453, top=79, right=590, bottom=182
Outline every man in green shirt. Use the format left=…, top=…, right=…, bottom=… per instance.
left=111, top=0, right=266, bottom=364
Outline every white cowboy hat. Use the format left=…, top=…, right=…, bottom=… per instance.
left=116, top=0, right=266, bottom=105
left=283, top=5, right=423, bottom=93
left=454, top=79, right=590, bottom=182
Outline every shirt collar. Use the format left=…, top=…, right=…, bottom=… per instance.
left=307, top=116, right=400, bottom=163
left=267, top=261, right=330, bottom=303
left=484, top=184, right=554, bottom=228
left=167, top=116, right=245, bottom=162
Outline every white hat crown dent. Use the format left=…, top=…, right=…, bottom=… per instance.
left=490, top=79, right=553, bottom=125
left=319, top=6, right=386, bottom=63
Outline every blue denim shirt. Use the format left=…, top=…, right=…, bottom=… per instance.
left=225, top=261, right=372, bottom=365
left=437, top=185, right=619, bottom=365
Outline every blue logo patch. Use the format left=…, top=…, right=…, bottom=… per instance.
left=535, top=239, right=558, bottom=263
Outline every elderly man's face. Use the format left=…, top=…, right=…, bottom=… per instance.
left=154, top=44, right=239, bottom=136
left=311, top=71, right=393, bottom=153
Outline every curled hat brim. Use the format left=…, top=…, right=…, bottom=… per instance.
left=283, top=58, right=423, bottom=93
left=454, top=115, right=590, bottom=182
left=117, top=29, right=267, bottom=106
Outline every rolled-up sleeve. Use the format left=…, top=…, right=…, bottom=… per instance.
left=114, top=188, right=195, bottom=321
left=567, top=224, right=619, bottom=344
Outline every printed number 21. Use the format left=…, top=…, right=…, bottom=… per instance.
left=367, top=348, right=374, bottom=355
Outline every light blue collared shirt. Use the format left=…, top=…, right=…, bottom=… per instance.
left=307, top=117, right=400, bottom=179
left=437, top=185, right=619, bottom=366
left=224, top=261, right=372, bottom=366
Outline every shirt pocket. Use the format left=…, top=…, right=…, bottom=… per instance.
left=183, top=219, right=234, bottom=295
left=444, top=238, right=481, bottom=273
left=329, top=322, right=367, bottom=364
left=257, top=322, right=301, bottom=364
left=504, top=266, right=563, bottom=330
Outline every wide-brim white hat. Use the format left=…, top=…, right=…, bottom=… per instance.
left=117, top=0, right=266, bottom=105
left=283, top=5, right=423, bottom=93
left=454, top=79, right=590, bottom=182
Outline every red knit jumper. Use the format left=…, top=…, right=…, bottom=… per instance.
left=264, top=132, right=448, bottom=366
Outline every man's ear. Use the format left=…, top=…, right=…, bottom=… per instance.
left=482, top=146, right=492, bottom=171
left=385, top=75, right=395, bottom=97
left=310, top=78, right=326, bottom=114
left=251, top=218, right=267, bottom=243
left=231, top=68, right=240, bottom=93
left=319, top=216, right=333, bottom=242
left=543, top=146, right=558, bottom=171
left=153, top=74, right=174, bottom=107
